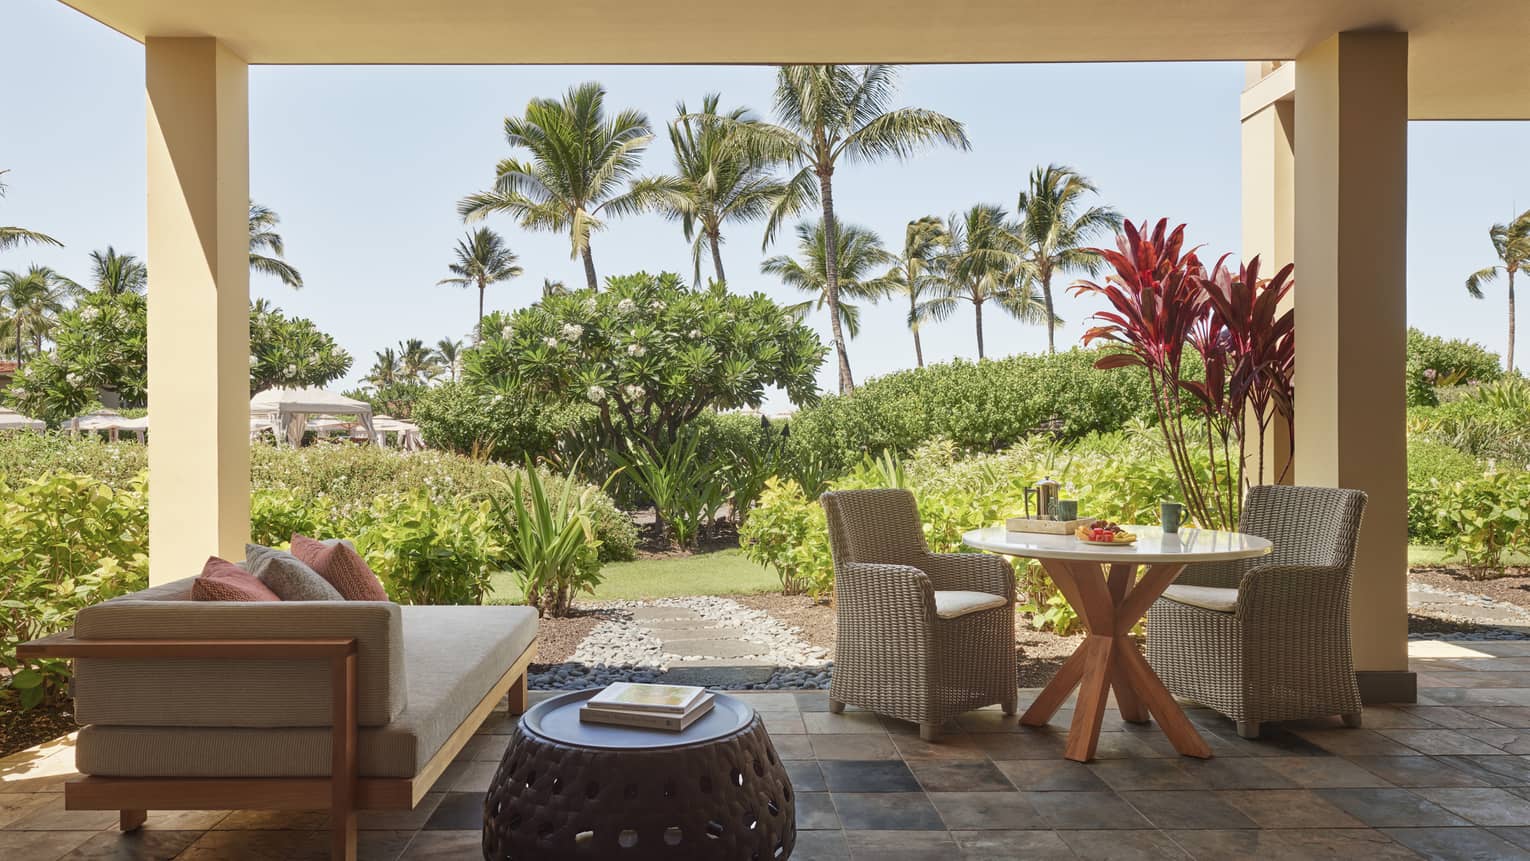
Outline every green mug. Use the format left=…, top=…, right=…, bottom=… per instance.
left=1161, top=501, right=1186, bottom=533
left=1050, top=499, right=1078, bottom=521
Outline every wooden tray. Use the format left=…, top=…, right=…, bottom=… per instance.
left=1006, top=516, right=1093, bottom=535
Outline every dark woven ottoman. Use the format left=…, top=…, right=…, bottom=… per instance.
left=484, top=690, right=795, bottom=860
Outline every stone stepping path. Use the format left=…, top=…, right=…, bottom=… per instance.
left=532, top=597, right=831, bottom=691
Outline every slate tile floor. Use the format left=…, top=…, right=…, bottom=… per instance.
left=9, top=639, right=1530, bottom=859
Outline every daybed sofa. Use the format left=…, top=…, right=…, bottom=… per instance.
left=20, top=577, right=539, bottom=861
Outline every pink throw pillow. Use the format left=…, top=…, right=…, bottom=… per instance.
left=192, top=557, right=281, bottom=602
left=290, top=535, right=389, bottom=601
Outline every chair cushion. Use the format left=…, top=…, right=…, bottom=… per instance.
left=291, top=534, right=389, bottom=601
left=1162, top=584, right=1239, bottom=613
left=191, top=557, right=281, bottom=602
left=246, top=543, right=343, bottom=601
left=76, top=604, right=540, bottom=779
left=933, top=590, right=1007, bottom=619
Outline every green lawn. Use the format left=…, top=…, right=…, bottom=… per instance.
left=1409, top=543, right=1530, bottom=568
left=489, top=547, right=779, bottom=603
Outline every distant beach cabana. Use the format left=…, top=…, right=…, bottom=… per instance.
left=0, top=406, right=45, bottom=433
left=250, top=387, right=378, bottom=447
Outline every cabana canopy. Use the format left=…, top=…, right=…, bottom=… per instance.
left=250, top=387, right=377, bottom=447
left=0, top=406, right=45, bottom=433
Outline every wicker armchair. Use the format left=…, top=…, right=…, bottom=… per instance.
left=1146, top=484, right=1368, bottom=739
left=821, top=489, right=1017, bottom=741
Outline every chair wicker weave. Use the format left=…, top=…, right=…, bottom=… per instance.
left=1145, top=484, right=1368, bottom=739
left=821, top=489, right=1018, bottom=741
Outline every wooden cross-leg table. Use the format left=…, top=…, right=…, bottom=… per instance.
left=1020, top=559, right=1212, bottom=763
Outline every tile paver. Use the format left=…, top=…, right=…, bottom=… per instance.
left=7, top=637, right=1530, bottom=859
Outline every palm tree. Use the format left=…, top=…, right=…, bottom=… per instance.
left=458, top=82, right=679, bottom=290
left=89, top=247, right=148, bottom=295
left=884, top=216, right=949, bottom=368
left=761, top=220, right=894, bottom=342
left=1011, top=165, right=1121, bottom=353
left=928, top=205, right=1052, bottom=359
left=435, top=338, right=463, bottom=382
left=0, top=170, right=62, bottom=252
left=0, top=265, right=78, bottom=365
left=709, top=65, right=969, bottom=392
left=366, top=348, right=401, bottom=387
left=249, top=202, right=303, bottom=289
left=437, top=227, right=523, bottom=340
left=397, top=338, right=439, bottom=383
left=1466, top=209, right=1530, bottom=373
left=540, top=278, right=567, bottom=298
left=664, top=94, right=788, bottom=286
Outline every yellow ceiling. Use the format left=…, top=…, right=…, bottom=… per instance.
left=55, top=0, right=1530, bottom=120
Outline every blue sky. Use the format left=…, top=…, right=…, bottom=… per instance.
left=4, top=0, right=1530, bottom=409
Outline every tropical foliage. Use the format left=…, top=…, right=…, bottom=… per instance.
left=884, top=216, right=948, bottom=367
left=1464, top=209, right=1530, bottom=373
left=465, top=271, right=824, bottom=456
left=248, top=202, right=304, bottom=289
left=1011, top=165, right=1120, bottom=353
left=1405, top=328, right=1503, bottom=407
left=0, top=169, right=61, bottom=253
left=761, top=220, right=893, bottom=339
left=459, top=82, right=678, bottom=290
left=437, top=227, right=522, bottom=338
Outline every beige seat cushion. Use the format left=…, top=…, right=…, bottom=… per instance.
left=933, top=590, right=1007, bottom=619
left=1162, top=584, right=1239, bottom=614
left=77, top=604, right=539, bottom=780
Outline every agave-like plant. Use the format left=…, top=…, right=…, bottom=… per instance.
left=1072, top=219, right=1296, bottom=529
left=495, top=458, right=604, bottom=618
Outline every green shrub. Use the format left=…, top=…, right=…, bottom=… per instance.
left=1435, top=470, right=1530, bottom=578
left=738, top=478, right=833, bottom=597
left=1407, top=439, right=1485, bottom=543
left=412, top=380, right=591, bottom=462
left=1, top=473, right=149, bottom=709
left=351, top=490, right=505, bottom=605
left=783, top=350, right=1157, bottom=477
left=0, top=432, right=147, bottom=491
left=1408, top=399, right=1530, bottom=468
left=494, top=460, right=606, bottom=617
left=1406, top=328, right=1503, bottom=407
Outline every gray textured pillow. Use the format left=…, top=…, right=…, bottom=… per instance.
left=245, top=543, right=344, bottom=601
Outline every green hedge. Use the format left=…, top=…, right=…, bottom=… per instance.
left=1406, top=328, right=1503, bottom=407
left=411, top=381, right=593, bottom=463
left=1407, top=438, right=1486, bottom=543
left=782, top=350, right=1157, bottom=478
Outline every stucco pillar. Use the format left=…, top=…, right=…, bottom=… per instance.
left=1241, top=65, right=1296, bottom=485
left=1294, top=31, right=1414, bottom=701
left=146, top=38, right=250, bottom=584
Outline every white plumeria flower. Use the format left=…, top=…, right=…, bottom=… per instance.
left=616, top=298, right=636, bottom=314
left=623, top=384, right=644, bottom=401
left=688, top=329, right=702, bottom=339
left=585, top=385, right=607, bottom=403
left=501, top=324, right=513, bottom=339
left=543, top=337, right=558, bottom=348
left=66, top=373, right=83, bottom=386
left=584, top=298, right=598, bottom=313
left=80, top=307, right=99, bottom=322
left=285, top=364, right=298, bottom=376
left=561, top=323, right=584, bottom=340
left=650, top=300, right=665, bottom=311
left=249, top=355, right=258, bottom=366
left=627, top=343, right=646, bottom=357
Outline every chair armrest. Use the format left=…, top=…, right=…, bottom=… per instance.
left=1235, top=564, right=1351, bottom=621
left=835, top=562, right=936, bottom=629
left=1176, top=556, right=1258, bottom=589
left=920, top=553, right=1015, bottom=602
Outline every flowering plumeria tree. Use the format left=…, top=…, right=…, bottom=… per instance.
left=466, top=271, right=825, bottom=456
left=7, top=294, right=351, bottom=425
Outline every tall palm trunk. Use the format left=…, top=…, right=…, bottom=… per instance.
left=709, top=230, right=726, bottom=285
left=1040, top=266, right=1057, bottom=354
left=817, top=170, right=855, bottom=393
left=476, top=280, right=486, bottom=343
left=974, top=298, right=986, bottom=360
left=1510, top=268, right=1518, bottom=374
left=910, top=295, right=925, bottom=368
left=14, top=324, right=22, bottom=369
left=580, top=245, right=599, bottom=291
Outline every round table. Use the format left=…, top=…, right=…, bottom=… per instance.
left=962, top=525, right=1272, bottom=763
left=483, top=689, right=795, bottom=860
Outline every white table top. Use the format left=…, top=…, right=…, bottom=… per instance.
left=962, top=525, right=1273, bottom=564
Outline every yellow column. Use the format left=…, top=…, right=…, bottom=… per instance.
left=146, top=38, right=250, bottom=584
left=1294, top=31, right=1413, bottom=701
left=1241, top=64, right=1296, bottom=485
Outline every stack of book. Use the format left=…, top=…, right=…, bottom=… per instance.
left=579, top=682, right=715, bottom=731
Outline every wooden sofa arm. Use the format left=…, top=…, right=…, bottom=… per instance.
left=19, top=632, right=361, bottom=861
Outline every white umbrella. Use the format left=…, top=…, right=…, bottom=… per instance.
left=0, top=406, right=44, bottom=433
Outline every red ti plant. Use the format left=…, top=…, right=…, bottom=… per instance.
left=1071, top=219, right=1295, bottom=529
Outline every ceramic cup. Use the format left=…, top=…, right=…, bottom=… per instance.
left=1051, top=499, right=1079, bottom=521
left=1161, top=501, right=1185, bottom=533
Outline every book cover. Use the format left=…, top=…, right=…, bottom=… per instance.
left=586, top=682, right=707, bottom=714
left=579, top=694, right=715, bottom=731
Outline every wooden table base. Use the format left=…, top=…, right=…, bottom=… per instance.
left=1020, top=559, right=1212, bottom=762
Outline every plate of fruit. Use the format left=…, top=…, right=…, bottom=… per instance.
left=1075, top=521, right=1137, bottom=545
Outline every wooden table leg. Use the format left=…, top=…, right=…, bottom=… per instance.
left=1026, top=558, right=1209, bottom=762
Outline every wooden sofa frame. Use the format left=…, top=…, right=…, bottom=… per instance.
left=18, top=633, right=537, bottom=861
